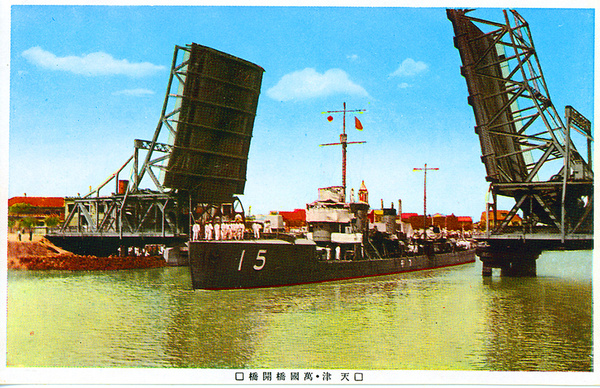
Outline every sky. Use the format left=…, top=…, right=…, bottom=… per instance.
left=4, top=4, right=595, bottom=221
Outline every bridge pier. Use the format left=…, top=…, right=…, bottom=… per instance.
left=499, top=258, right=537, bottom=277
left=477, top=240, right=541, bottom=277
left=477, top=233, right=593, bottom=277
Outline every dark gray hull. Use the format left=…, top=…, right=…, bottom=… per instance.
left=189, top=239, right=477, bottom=290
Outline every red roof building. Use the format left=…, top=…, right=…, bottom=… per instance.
left=278, top=208, right=306, bottom=229
left=8, top=196, right=66, bottom=226
left=9, top=196, right=65, bottom=208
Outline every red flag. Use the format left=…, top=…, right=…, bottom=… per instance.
left=327, top=115, right=334, bottom=122
left=355, top=116, right=363, bottom=130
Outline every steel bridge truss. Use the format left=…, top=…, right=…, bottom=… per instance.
left=60, top=192, right=186, bottom=238
left=55, top=45, right=249, bottom=239
left=448, top=9, right=593, bottom=241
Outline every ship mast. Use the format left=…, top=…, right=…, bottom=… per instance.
left=413, top=163, right=439, bottom=232
left=320, top=102, right=366, bottom=202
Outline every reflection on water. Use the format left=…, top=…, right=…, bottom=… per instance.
left=7, top=250, right=592, bottom=370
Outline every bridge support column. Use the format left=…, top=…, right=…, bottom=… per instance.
left=500, top=258, right=537, bottom=277
left=477, top=240, right=541, bottom=277
left=482, top=265, right=493, bottom=276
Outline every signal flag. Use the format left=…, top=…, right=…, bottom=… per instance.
left=327, top=115, right=334, bottom=122
left=355, top=117, right=363, bottom=130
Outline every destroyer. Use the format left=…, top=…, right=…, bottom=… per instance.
left=189, top=185, right=476, bottom=290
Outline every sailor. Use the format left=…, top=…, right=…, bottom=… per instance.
left=264, top=220, right=272, bottom=234
left=225, top=223, right=232, bottom=240
left=235, top=222, right=244, bottom=240
left=192, top=222, right=201, bottom=241
left=204, top=222, right=213, bottom=240
left=221, top=221, right=227, bottom=240
left=214, top=221, right=221, bottom=241
left=252, top=222, right=262, bottom=239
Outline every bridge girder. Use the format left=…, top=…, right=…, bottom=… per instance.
left=448, top=9, right=593, bottom=242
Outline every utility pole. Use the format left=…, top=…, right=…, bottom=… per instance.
left=320, top=102, right=366, bottom=202
left=413, top=163, right=439, bottom=231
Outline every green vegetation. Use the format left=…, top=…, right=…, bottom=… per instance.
left=18, top=217, right=38, bottom=229
left=9, top=202, right=34, bottom=214
left=44, top=215, right=61, bottom=227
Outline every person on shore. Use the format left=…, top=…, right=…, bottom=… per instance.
left=18, top=229, right=21, bottom=241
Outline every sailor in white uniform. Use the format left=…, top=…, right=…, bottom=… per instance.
left=192, top=222, right=201, bottom=241
left=252, top=222, right=262, bottom=239
left=204, top=223, right=213, bottom=240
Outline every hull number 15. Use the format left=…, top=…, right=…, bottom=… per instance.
left=238, top=249, right=267, bottom=271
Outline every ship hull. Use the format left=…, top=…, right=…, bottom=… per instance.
left=189, top=239, right=477, bottom=290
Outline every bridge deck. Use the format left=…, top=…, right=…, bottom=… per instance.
left=476, top=233, right=593, bottom=251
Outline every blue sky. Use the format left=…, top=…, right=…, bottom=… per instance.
left=6, top=5, right=594, bottom=220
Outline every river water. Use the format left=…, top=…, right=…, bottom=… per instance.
left=6, top=250, right=594, bottom=382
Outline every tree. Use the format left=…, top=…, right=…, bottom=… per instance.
left=9, top=202, right=33, bottom=214
left=19, top=217, right=37, bottom=229
left=44, top=215, right=61, bottom=228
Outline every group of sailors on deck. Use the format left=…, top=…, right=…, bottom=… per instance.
left=191, top=219, right=272, bottom=241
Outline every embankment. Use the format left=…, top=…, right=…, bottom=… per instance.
left=7, top=238, right=167, bottom=271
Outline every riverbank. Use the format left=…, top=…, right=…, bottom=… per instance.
left=7, top=235, right=167, bottom=271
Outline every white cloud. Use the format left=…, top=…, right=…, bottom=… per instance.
left=267, top=68, right=369, bottom=101
left=112, top=88, right=155, bottom=96
left=398, top=82, right=412, bottom=89
left=21, top=46, right=165, bottom=77
left=347, top=54, right=359, bottom=61
left=390, top=58, right=428, bottom=77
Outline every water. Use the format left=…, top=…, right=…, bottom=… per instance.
left=7, top=251, right=592, bottom=372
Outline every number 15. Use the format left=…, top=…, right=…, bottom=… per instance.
left=238, top=249, right=267, bottom=271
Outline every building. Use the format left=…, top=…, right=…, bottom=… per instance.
left=402, top=212, right=473, bottom=231
left=278, top=209, right=306, bottom=229
left=8, top=196, right=65, bottom=229
left=457, top=216, right=474, bottom=231
left=479, top=210, right=522, bottom=229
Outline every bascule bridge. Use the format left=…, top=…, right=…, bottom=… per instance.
left=448, top=9, right=593, bottom=276
left=47, top=43, right=264, bottom=256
